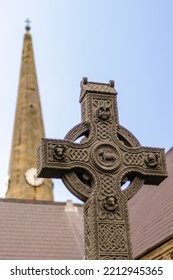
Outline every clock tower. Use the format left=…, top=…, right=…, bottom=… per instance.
left=6, top=22, right=54, bottom=201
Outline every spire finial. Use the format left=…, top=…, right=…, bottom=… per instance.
left=25, top=18, right=31, bottom=32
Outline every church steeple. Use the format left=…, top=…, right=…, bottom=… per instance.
left=6, top=23, right=53, bottom=200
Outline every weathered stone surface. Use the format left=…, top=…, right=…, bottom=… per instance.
left=6, top=30, right=53, bottom=201
left=37, top=77, right=167, bottom=259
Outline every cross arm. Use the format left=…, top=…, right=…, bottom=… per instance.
left=37, top=138, right=90, bottom=179
left=121, top=146, right=167, bottom=185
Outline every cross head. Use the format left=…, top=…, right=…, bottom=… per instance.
left=37, top=77, right=167, bottom=259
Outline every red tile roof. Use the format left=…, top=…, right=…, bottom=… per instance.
left=128, top=147, right=173, bottom=258
left=0, top=200, right=84, bottom=259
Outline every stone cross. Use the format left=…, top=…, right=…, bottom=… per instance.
left=37, top=78, right=167, bottom=260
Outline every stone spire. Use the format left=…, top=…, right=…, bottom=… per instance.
left=6, top=24, right=54, bottom=200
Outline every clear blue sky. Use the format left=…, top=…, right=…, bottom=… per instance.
left=0, top=0, right=172, bottom=202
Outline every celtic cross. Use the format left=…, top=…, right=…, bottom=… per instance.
left=37, top=78, right=167, bottom=259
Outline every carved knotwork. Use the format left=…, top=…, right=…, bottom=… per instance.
left=37, top=78, right=167, bottom=260
left=124, top=153, right=143, bottom=166
left=68, top=148, right=88, bottom=161
left=99, top=224, right=127, bottom=252
left=97, top=122, right=111, bottom=141
left=124, top=151, right=160, bottom=169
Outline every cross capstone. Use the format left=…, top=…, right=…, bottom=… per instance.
left=37, top=77, right=167, bottom=259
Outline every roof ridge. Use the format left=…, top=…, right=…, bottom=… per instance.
left=166, top=146, right=173, bottom=154
left=0, top=198, right=83, bottom=207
